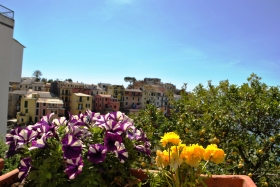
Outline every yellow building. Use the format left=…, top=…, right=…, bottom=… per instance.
left=70, top=93, right=92, bottom=115
left=16, top=91, right=64, bottom=125
left=107, top=85, right=125, bottom=110
left=16, top=93, right=37, bottom=124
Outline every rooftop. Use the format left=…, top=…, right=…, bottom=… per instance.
left=36, top=98, right=64, bottom=104
left=0, top=5, right=14, bottom=19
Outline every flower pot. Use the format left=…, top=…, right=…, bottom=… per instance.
left=0, top=158, right=20, bottom=187
left=130, top=169, right=257, bottom=187
left=199, top=175, right=257, bottom=187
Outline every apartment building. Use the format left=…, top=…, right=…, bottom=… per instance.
left=123, top=89, right=142, bottom=109
left=94, top=94, right=120, bottom=114
left=107, top=85, right=125, bottom=110
left=8, top=90, right=26, bottom=119
left=0, top=5, right=24, bottom=137
left=16, top=91, right=64, bottom=124
left=70, top=93, right=92, bottom=115
left=18, top=77, right=45, bottom=91
left=85, top=84, right=107, bottom=111
left=50, top=81, right=85, bottom=111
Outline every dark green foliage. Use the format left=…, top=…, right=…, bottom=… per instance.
left=132, top=74, right=280, bottom=187
left=0, top=139, right=21, bottom=175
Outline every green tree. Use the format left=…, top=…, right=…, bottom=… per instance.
left=124, top=77, right=136, bottom=85
left=41, top=77, right=47, bottom=83
left=32, top=70, right=42, bottom=82
left=47, top=79, right=53, bottom=83
left=133, top=74, right=280, bottom=186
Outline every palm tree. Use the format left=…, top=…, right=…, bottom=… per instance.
left=32, top=70, right=42, bottom=81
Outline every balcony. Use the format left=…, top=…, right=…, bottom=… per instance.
left=76, top=107, right=84, bottom=110
left=0, top=5, right=14, bottom=19
left=17, top=112, right=28, bottom=116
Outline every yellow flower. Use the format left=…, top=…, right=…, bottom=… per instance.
left=169, top=146, right=183, bottom=169
left=180, top=144, right=205, bottom=167
left=204, top=144, right=225, bottom=164
left=155, top=150, right=170, bottom=168
left=160, top=132, right=181, bottom=147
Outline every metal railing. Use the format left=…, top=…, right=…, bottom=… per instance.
left=0, top=5, right=14, bottom=19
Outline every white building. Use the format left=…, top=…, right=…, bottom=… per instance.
left=0, top=5, right=25, bottom=139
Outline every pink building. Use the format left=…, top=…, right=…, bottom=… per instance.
left=36, top=98, right=64, bottom=122
left=94, top=94, right=120, bottom=114
left=123, top=89, right=142, bottom=109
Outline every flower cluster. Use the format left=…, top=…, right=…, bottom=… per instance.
left=5, top=111, right=151, bottom=186
left=153, top=132, right=225, bottom=187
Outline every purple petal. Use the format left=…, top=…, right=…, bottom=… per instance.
left=108, top=111, right=124, bottom=122
left=65, top=157, right=84, bottom=179
left=29, top=137, right=47, bottom=150
left=15, top=129, right=38, bottom=145
left=61, top=134, right=82, bottom=159
left=114, top=141, right=128, bottom=163
left=6, top=127, right=22, bottom=144
left=85, top=110, right=100, bottom=125
left=5, top=142, right=17, bottom=158
left=18, top=157, right=31, bottom=182
left=104, top=132, right=122, bottom=152
left=87, top=144, right=107, bottom=164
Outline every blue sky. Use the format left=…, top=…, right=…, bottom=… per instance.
left=2, top=0, right=280, bottom=91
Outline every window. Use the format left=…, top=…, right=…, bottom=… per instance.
left=36, top=103, right=39, bottom=108
left=43, top=109, right=46, bottom=115
left=87, top=97, right=89, bottom=101
left=36, top=109, right=39, bottom=115
left=114, top=105, right=116, bottom=108
left=24, top=101, right=28, bottom=108
left=43, top=103, right=46, bottom=106
left=126, top=102, right=128, bottom=105
left=133, top=97, right=134, bottom=100
left=126, top=97, right=128, bottom=99
left=25, top=109, right=28, bottom=113
left=79, top=97, right=82, bottom=102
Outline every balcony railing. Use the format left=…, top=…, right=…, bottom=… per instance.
left=0, top=5, right=14, bottom=19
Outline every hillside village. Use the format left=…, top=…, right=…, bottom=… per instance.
left=8, top=77, right=182, bottom=125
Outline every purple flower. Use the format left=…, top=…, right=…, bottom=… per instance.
left=61, top=134, right=82, bottom=159
left=114, top=141, right=128, bottom=163
left=67, top=125, right=83, bottom=137
left=40, top=113, right=55, bottom=126
left=95, top=115, right=108, bottom=128
left=104, top=132, right=122, bottom=152
left=5, top=141, right=17, bottom=158
left=87, top=144, right=107, bottom=164
left=53, top=117, right=68, bottom=127
left=85, top=110, right=100, bottom=125
left=6, top=127, right=22, bottom=145
left=127, top=127, right=148, bottom=142
left=14, top=129, right=38, bottom=145
left=65, top=157, right=84, bottom=179
left=135, top=141, right=151, bottom=155
left=108, top=111, right=125, bottom=122
left=29, top=137, right=47, bottom=150
left=18, top=157, right=31, bottom=182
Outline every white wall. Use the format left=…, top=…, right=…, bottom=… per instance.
left=10, top=39, right=24, bottom=82
left=0, top=14, right=14, bottom=139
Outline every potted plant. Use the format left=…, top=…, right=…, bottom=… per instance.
left=4, top=111, right=151, bottom=186
left=144, top=132, right=256, bottom=187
